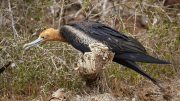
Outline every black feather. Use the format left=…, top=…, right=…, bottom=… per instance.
left=113, top=58, right=159, bottom=84
left=117, top=53, right=170, bottom=64
left=60, top=21, right=170, bottom=85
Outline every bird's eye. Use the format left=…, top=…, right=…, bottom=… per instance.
left=41, top=36, right=45, bottom=39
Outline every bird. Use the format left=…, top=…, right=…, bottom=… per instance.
left=23, top=21, right=170, bottom=86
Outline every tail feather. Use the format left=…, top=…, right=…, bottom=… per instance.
left=118, top=53, right=170, bottom=64
left=113, top=59, right=159, bottom=85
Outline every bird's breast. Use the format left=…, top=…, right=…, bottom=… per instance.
left=62, top=25, right=100, bottom=45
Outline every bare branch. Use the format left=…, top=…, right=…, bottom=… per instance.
left=101, top=0, right=108, bottom=20
left=58, top=0, right=64, bottom=29
left=8, top=0, right=19, bottom=38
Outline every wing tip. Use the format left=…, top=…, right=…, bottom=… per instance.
left=154, top=60, right=171, bottom=64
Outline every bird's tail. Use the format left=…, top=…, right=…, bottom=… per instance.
left=118, top=53, right=170, bottom=64
left=114, top=59, right=159, bottom=85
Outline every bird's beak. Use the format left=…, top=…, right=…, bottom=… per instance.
left=23, top=37, right=44, bottom=50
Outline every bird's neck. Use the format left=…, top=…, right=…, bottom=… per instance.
left=51, top=29, right=66, bottom=42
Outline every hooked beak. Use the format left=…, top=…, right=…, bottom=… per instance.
left=23, top=37, right=44, bottom=50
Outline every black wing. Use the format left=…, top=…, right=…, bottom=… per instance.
left=67, top=21, right=146, bottom=53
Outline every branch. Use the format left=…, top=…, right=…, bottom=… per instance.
left=50, top=88, right=116, bottom=101
left=8, top=0, right=19, bottom=38
left=58, top=0, right=64, bottom=29
left=101, top=0, right=108, bottom=20
left=77, top=43, right=114, bottom=90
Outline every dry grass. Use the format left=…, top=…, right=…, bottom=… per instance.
left=0, top=0, right=179, bottom=100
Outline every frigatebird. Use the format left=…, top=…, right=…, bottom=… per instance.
left=24, top=21, right=170, bottom=86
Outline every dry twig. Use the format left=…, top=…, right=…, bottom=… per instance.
left=8, top=0, right=19, bottom=38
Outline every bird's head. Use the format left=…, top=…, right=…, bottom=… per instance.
left=23, top=28, right=65, bottom=50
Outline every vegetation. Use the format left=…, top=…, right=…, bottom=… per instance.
left=0, top=0, right=179, bottom=100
